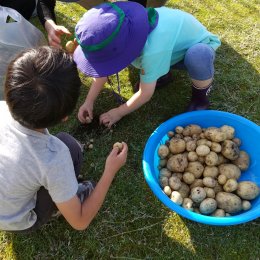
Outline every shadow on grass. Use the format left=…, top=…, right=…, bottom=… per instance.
left=2, top=2, right=260, bottom=259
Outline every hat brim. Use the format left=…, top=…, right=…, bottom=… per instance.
left=73, top=2, right=149, bottom=77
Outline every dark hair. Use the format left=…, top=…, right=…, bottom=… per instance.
left=4, top=46, right=81, bottom=129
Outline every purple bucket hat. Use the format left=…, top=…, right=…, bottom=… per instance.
left=73, top=2, right=150, bottom=77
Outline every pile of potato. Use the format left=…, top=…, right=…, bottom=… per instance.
left=158, top=124, right=260, bottom=217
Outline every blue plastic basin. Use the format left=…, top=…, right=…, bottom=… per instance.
left=143, top=110, right=260, bottom=226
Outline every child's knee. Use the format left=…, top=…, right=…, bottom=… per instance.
left=184, top=43, right=215, bottom=80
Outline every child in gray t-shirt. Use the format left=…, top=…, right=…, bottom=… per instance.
left=0, top=46, right=128, bottom=232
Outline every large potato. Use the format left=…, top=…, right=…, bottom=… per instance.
left=216, top=192, right=242, bottom=214
left=199, top=198, right=217, bottom=215
left=220, top=125, right=235, bottom=140
left=167, top=154, right=188, bottom=172
left=203, top=166, right=219, bottom=178
left=221, top=140, right=239, bottom=160
left=236, top=181, right=260, bottom=200
left=233, top=151, right=250, bottom=171
left=205, top=127, right=227, bottom=142
left=169, top=138, right=186, bottom=154
left=218, top=164, right=241, bottom=180
left=182, top=124, right=202, bottom=136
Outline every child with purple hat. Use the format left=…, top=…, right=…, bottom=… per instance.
left=73, top=1, right=221, bottom=128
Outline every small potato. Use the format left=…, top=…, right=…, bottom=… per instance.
left=211, top=209, right=225, bottom=217
left=167, top=154, right=188, bottom=172
left=216, top=192, right=242, bottom=214
left=163, top=186, right=172, bottom=196
left=178, top=182, right=190, bottom=198
left=233, top=151, right=250, bottom=171
left=187, top=151, right=198, bottom=162
left=223, top=178, right=238, bottom=192
left=196, top=145, right=210, bottom=156
left=190, top=187, right=206, bottom=203
left=197, top=139, right=209, bottom=146
left=218, top=164, right=241, bottom=180
left=175, top=134, right=183, bottom=139
left=85, top=116, right=92, bottom=124
left=175, top=126, right=184, bottom=134
left=218, top=174, right=227, bottom=185
left=203, top=177, right=216, bottom=188
left=183, top=172, right=195, bottom=185
left=113, top=142, right=123, bottom=152
left=186, top=161, right=204, bottom=178
left=197, top=156, right=205, bottom=164
left=236, top=181, right=260, bottom=200
left=159, top=176, right=169, bottom=188
left=160, top=168, right=172, bottom=178
left=216, top=154, right=229, bottom=166
left=232, top=138, right=241, bottom=146
left=171, top=191, right=183, bottom=205
left=204, top=127, right=227, bottom=142
left=184, top=136, right=192, bottom=142
left=65, top=40, right=76, bottom=53
left=205, top=151, right=219, bottom=166
left=159, top=159, right=167, bottom=168
left=169, top=176, right=182, bottom=191
left=158, top=144, right=169, bottom=159
left=242, top=200, right=251, bottom=211
left=213, top=182, right=223, bottom=194
left=211, top=142, right=222, bottom=153
left=221, top=140, right=240, bottom=160
left=186, top=140, right=197, bottom=152
left=204, top=187, right=215, bottom=198
left=167, top=131, right=175, bottom=138
left=169, top=138, right=186, bottom=154
left=172, top=172, right=183, bottom=180
left=199, top=198, right=217, bottom=215
left=183, top=124, right=202, bottom=136
left=220, top=125, right=235, bottom=140
left=182, top=198, right=194, bottom=211
left=203, top=166, right=219, bottom=178
left=190, top=179, right=204, bottom=189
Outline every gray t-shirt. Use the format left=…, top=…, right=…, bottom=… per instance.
left=0, top=102, right=78, bottom=230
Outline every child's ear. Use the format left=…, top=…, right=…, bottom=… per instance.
left=62, top=116, right=69, bottom=122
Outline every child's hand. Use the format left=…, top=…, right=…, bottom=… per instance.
left=99, top=108, right=123, bottom=128
left=78, top=101, right=93, bottom=124
left=105, top=142, right=128, bottom=175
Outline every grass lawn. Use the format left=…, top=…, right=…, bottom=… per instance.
left=1, top=0, right=260, bottom=259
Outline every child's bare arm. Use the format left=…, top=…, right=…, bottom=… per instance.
left=100, top=81, right=156, bottom=128
left=78, top=77, right=108, bottom=123
left=56, top=143, right=128, bottom=230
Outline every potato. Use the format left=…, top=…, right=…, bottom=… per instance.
left=211, top=209, right=225, bottom=217
left=221, top=140, right=239, bottom=160
left=178, top=182, right=190, bottom=198
left=196, top=145, right=210, bottom=156
left=163, top=186, right=172, bottom=196
left=220, top=125, right=235, bottom=140
left=218, top=164, right=241, bottom=180
left=187, top=151, right=198, bottom=162
left=182, top=198, right=194, bottom=211
left=197, top=139, right=210, bottom=147
left=198, top=156, right=205, bottom=164
left=233, top=151, right=250, bottom=171
left=213, top=182, right=223, bottom=194
left=184, top=136, right=192, bottom=142
left=183, top=172, right=195, bottom=185
left=186, top=140, right=197, bottom=152
left=223, top=178, right=238, bottom=192
left=182, top=124, right=202, bottom=136
left=242, top=200, right=251, bottom=211
left=186, top=161, right=204, bottom=178
left=199, top=198, right=217, bottom=215
left=171, top=191, right=183, bottom=205
left=169, top=176, right=182, bottom=190
left=113, top=142, right=123, bottom=152
left=232, top=137, right=241, bottom=146
left=211, top=142, right=222, bottom=153
left=169, top=138, right=186, bottom=154
left=205, top=151, right=219, bottom=166
left=216, top=192, right=242, bottom=214
left=172, top=172, right=183, bottom=180
left=158, top=144, right=170, bottom=159
left=167, top=154, right=188, bottom=172
left=190, top=179, right=204, bottom=189
left=159, top=176, right=169, bottom=188
left=204, top=187, right=215, bottom=198
left=175, top=126, right=184, bottom=134
left=167, top=131, right=174, bottom=138
left=205, top=127, right=227, bottom=142
left=203, top=177, right=216, bottom=188
left=159, top=159, right=167, bottom=168
left=65, top=40, right=76, bottom=53
left=159, top=168, right=171, bottom=178
left=216, top=154, right=229, bottom=166
left=236, top=181, right=260, bottom=200
left=190, top=187, right=206, bottom=203
left=203, top=166, right=219, bottom=178
left=217, top=174, right=227, bottom=185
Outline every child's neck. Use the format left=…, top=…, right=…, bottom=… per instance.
left=34, top=128, right=46, bottom=134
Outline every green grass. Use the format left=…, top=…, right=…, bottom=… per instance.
left=1, top=0, right=260, bottom=259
